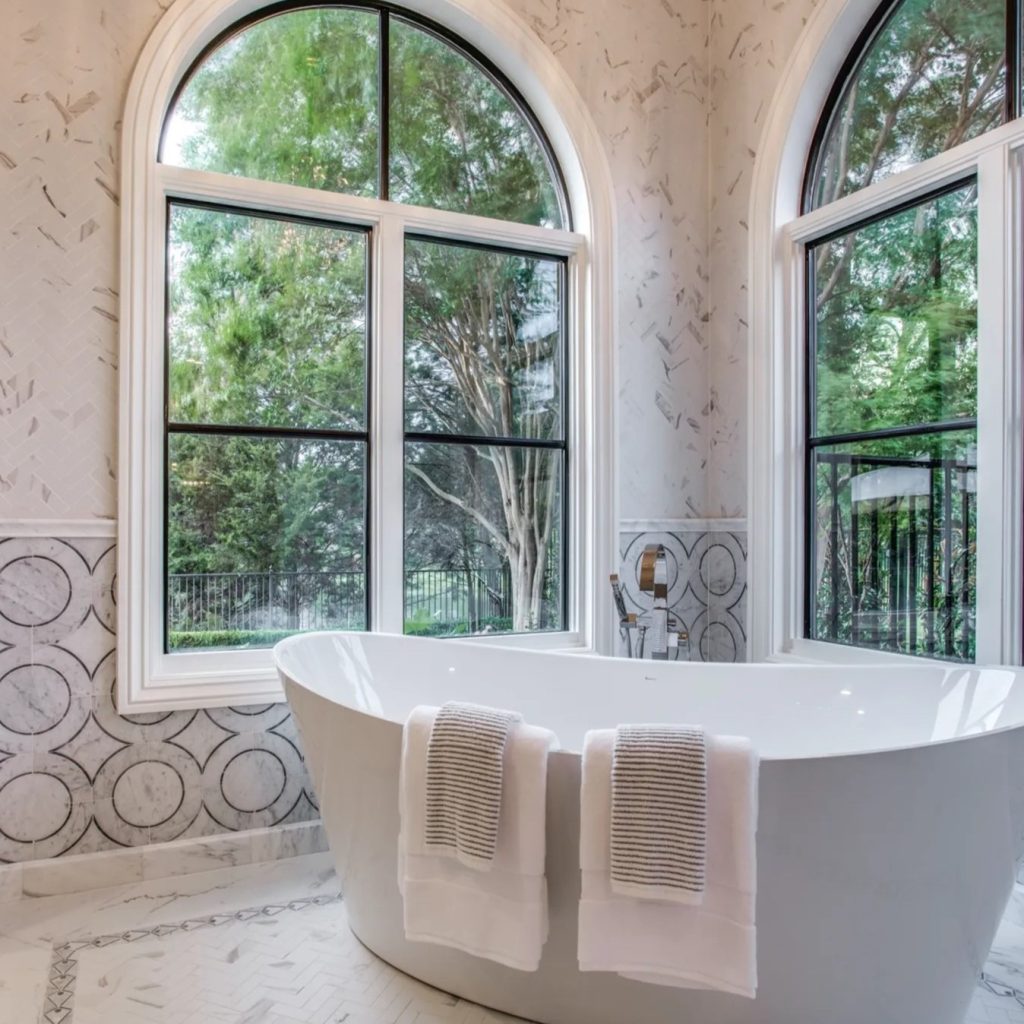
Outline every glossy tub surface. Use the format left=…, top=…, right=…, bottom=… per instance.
left=274, top=632, right=1024, bottom=1024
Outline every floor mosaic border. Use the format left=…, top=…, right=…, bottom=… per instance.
left=41, top=891, right=343, bottom=1023
left=34, top=886, right=1024, bottom=1024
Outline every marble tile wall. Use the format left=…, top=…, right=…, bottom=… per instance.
left=0, top=525, right=745, bottom=865
left=618, top=525, right=747, bottom=662
left=706, top=0, right=821, bottom=518
left=0, top=0, right=813, bottom=862
left=513, top=0, right=711, bottom=520
left=2, top=0, right=712, bottom=525
left=0, top=535, right=317, bottom=864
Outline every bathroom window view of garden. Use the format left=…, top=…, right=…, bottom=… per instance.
left=802, top=0, right=996, bottom=660
left=807, top=185, right=978, bottom=661
left=161, top=6, right=568, bottom=650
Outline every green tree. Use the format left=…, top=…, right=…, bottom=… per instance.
left=163, top=7, right=566, bottom=639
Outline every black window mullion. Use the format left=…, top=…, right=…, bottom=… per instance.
left=1007, top=0, right=1022, bottom=122
left=403, top=430, right=564, bottom=451
left=379, top=9, right=390, bottom=202
left=803, top=241, right=817, bottom=638
left=808, top=419, right=978, bottom=449
left=167, top=421, right=369, bottom=443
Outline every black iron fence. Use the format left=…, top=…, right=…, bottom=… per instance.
left=167, top=567, right=513, bottom=637
left=811, top=452, right=976, bottom=661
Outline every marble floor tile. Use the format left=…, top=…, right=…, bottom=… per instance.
left=0, top=935, right=52, bottom=1024
left=0, top=852, right=1021, bottom=1024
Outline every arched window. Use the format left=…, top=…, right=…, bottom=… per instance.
left=750, top=0, right=1024, bottom=665
left=119, top=1, right=615, bottom=709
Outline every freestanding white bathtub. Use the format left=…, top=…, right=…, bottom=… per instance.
left=274, top=631, right=1024, bottom=1024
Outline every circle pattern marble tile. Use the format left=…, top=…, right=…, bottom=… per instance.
left=0, top=527, right=749, bottom=863
left=618, top=529, right=747, bottom=662
left=0, top=536, right=317, bottom=864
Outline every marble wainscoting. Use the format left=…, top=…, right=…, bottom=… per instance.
left=618, top=521, right=747, bottom=662
left=0, top=531, right=318, bottom=865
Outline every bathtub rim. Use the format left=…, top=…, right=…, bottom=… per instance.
left=273, top=630, right=1024, bottom=764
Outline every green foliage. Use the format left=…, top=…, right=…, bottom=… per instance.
left=403, top=616, right=514, bottom=637
left=813, top=184, right=977, bottom=446
left=168, top=205, right=367, bottom=431
left=167, top=8, right=379, bottom=195
left=389, top=18, right=563, bottom=227
left=165, top=7, right=563, bottom=227
left=168, top=434, right=366, bottom=577
left=169, top=629, right=302, bottom=650
left=404, top=240, right=562, bottom=438
left=164, top=8, right=568, bottom=640
left=811, top=0, right=1005, bottom=206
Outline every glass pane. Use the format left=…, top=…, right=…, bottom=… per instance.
left=162, top=8, right=379, bottom=197
left=389, top=18, right=565, bottom=228
left=404, top=442, right=564, bottom=635
left=168, top=204, right=367, bottom=431
left=811, top=184, right=977, bottom=437
left=808, top=0, right=1004, bottom=208
left=809, top=430, right=976, bottom=661
left=167, top=434, right=366, bottom=649
left=405, top=239, right=563, bottom=440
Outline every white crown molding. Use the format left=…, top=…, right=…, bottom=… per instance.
left=0, top=519, right=117, bottom=539
left=620, top=518, right=747, bottom=534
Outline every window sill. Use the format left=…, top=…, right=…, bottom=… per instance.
left=771, top=638, right=965, bottom=668
left=118, top=629, right=588, bottom=713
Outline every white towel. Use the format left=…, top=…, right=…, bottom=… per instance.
left=578, top=728, right=759, bottom=998
left=399, top=705, right=558, bottom=971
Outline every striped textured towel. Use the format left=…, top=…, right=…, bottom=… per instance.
left=610, top=724, right=708, bottom=903
left=424, top=701, right=523, bottom=870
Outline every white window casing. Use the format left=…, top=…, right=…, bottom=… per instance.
left=119, top=0, right=617, bottom=711
left=749, top=0, right=1024, bottom=666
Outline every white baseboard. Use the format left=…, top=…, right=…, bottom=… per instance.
left=0, top=820, right=326, bottom=902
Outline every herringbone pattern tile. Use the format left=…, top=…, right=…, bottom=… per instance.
left=1, top=0, right=164, bottom=517
left=57, top=894, right=522, bottom=1024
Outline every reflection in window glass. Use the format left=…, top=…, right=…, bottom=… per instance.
left=808, top=0, right=1004, bottom=209
left=389, top=18, right=565, bottom=227
left=168, top=204, right=368, bottom=431
left=167, top=435, right=367, bottom=649
left=404, top=239, right=563, bottom=440
left=162, top=8, right=379, bottom=196
left=808, top=431, right=975, bottom=660
left=811, top=183, right=977, bottom=438
left=808, top=187, right=977, bottom=661
left=404, top=443, right=564, bottom=636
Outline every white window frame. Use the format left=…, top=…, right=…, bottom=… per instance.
left=749, top=0, right=1024, bottom=666
left=118, top=0, right=617, bottom=711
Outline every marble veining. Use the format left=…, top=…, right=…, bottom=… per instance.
left=3, top=0, right=713, bottom=524
left=706, top=0, right=821, bottom=519
left=0, top=535, right=317, bottom=864
left=618, top=527, right=747, bottom=662
left=0, top=851, right=1014, bottom=1024
left=0, top=523, right=747, bottom=865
